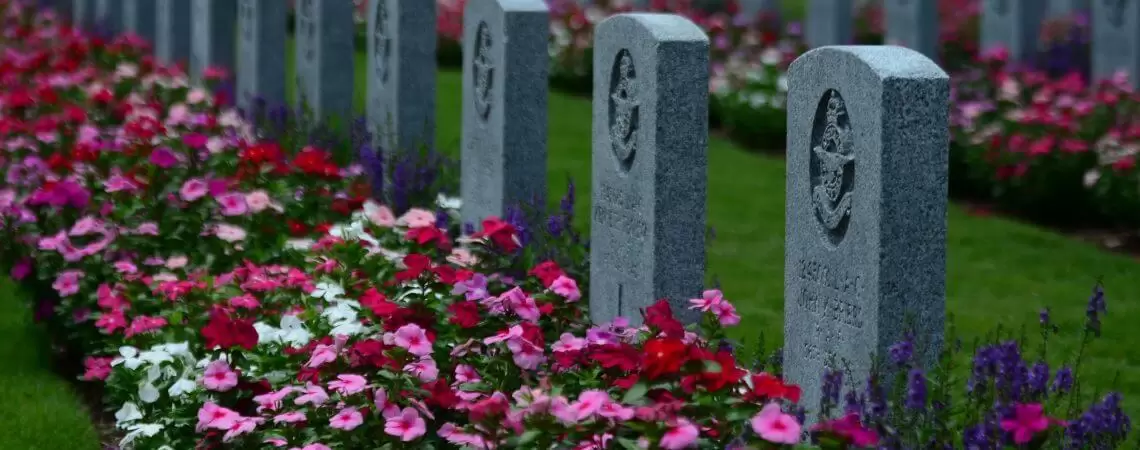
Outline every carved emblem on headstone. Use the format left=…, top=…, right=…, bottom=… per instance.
left=471, top=21, right=494, bottom=121
left=809, top=89, right=854, bottom=245
left=991, top=0, right=1009, bottom=14
left=608, top=49, right=639, bottom=173
left=1106, top=0, right=1130, bottom=27
left=373, top=1, right=391, bottom=85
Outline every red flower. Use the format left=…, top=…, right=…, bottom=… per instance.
left=472, top=217, right=520, bottom=253
left=447, top=301, right=481, bottom=328
left=643, top=300, right=684, bottom=338
left=407, top=226, right=449, bottom=248
left=395, top=254, right=432, bottom=283
left=528, top=260, right=565, bottom=288
left=811, top=413, right=880, bottom=447
left=643, top=338, right=689, bottom=379
left=747, top=372, right=802, bottom=403
left=590, top=343, right=642, bottom=372
left=682, top=350, right=746, bottom=392
left=200, top=308, right=258, bottom=350
left=360, top=288, right=399, bottom=318
left=423, top=378, right=460, bottom=409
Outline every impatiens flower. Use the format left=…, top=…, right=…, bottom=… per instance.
left=397, top=208, right=437, bottom=228
left=999, top=403, right=1052, bottom=444
left=306, top=343, right=339, bottom=368
left=330, top=407, right=364, bottom=431
left=202, top=360, right=239, bottom=391
left=149, top=147, right=179, bottom=168
left=197, top=402, right=240, bottom=432
left=52, top=269, right=84, bottom=297
left=82, top=356, right=113, bottom=381
left=115, top=402, right=143, bottom=426
left=214, top=223, right=248, bottom=242
left=364, top=201, right=396, bottom=227
left=294, top=383, right=330, bottom=406
left=384, top=407, right=427, bottom=442
left=216, top=193, right=249, bottom=216
left=550, top=275, right=582, bottom=302
left=751, top=403, right=802, bottom=444
left=273, top=411, right=307, bottom=424
left=811, top=413, right=879, bottom=447
left=660, top=418, right=699, bottom=449
left=223, top=417, right=262, bottom=442
left=328, top=374, right=368, bottom=395
left=404, top=357, right=440, bottom=382
left=179, top=178, right=208, bottom=201
left=393, top=323, right=433, bottom=356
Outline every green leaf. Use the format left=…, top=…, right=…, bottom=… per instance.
left=621, top=381, right=649, bottom=405
left=516, top=430, right=542, bottom=446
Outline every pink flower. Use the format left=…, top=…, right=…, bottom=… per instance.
left=217, top=193, right=249, bottom=216
left=253, top=387, right=295, bottom=412
left=81, top=356, right=113, bottom=381
left=330, top=407, right=364, bottom=430
left=214, top=223, right=247, bottom=242
left=223, top=417, right=261, bottom=442
left=124, top=315, right=167, bottom=337
left=404, top=357, right=439, bottom=382
left=197, top=402, right=240, bottom=432
left=550, top=275, right=581, bottom=302
left=393, top=323, right=433, bottom=356
left=660, top=418, right=699, bottom=449
left=306, top=343, right=339, bottom=368
left=569, top=390, right=610, bottom=421
left=52, top=270, right=84, bottom=297
left=179, top=178, right=208, bottom=201
left=245, top=190, right=281, bottom=213
left=1000, top=403, right=1051, bottom=444
left=328, top=374, right=368, bottom=395
left=710, top=300, right=741, bottom=326
left=397, top=208, right=436, bottom=228
left=113, top=260, right=138, bottom=274
left=149, top=147, right=179, bottom=168
left=751, top=403, right=802, bottom=444
left=203, top=360, right=239, bottom=391
left=294, top=383, right=329, bottom=406
left=300, top=444, right=331, bottom=450
left=166, top=255, right=189, bottom=269
left=272, top=411, right=307, bottom=424
left=229, top=293, right=261, bottom=309
left=688, top=289, right=740, bottom=326
left=384, top=407, right=427, bottom=442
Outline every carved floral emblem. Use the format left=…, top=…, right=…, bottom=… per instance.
left=608, top=49, right=639, bottom=173
left=810, top=89, right=854, bottom=245
left=471, top=21, right=494, bottom=121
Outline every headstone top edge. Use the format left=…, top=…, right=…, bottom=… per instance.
left=596, top=13, right=709, bottom=43
left=792, top=45, right=948, bottom=81
left=493, top=0, right=550, bottom=13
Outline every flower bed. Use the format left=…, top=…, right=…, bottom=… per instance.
left=1, top=2, right=1135, bottom=449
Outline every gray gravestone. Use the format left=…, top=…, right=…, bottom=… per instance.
left=589, top=13, right=708, bottom=326
left=123, top=0, right=157, bottom=43
left=155, top=0, right=193, bottom=66
left=294, top=0, right=356, bottom=122
left=806, top=0, right=853, bottom=47
left=94, top=0, right=122, bottom=33
left=190, top=0, right=238, bottom=83
left=1048, top=0, right=1090, bottom=18
left=460, top=0, right=550, bottom=226
left=1092, top=0, right=1140, bottom=86
left=368, top=0, right=437, bottom=160
left=73, top=0, right=95, bottom=28
left=884, top=0, right=939, bottom=61
left=235, top=0, right=287, bottom=117
left=783, top=46, right=948, bottom=417
left=981, top=0, right=1044, bottom=64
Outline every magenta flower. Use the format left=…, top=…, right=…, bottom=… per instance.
left=1000, top=403, right=1051, bottom=444
left=197, top=402, right=240, bottom=432
left=180, top=178, right=208, bottom=201
left=393, top=323, right=433, bottom=356
left=660, top=418, right=699, bottom=449
left=52, top=269, right=84, bottom=297
left=550, top=275, right=582, bottom=302
left=216, top=193, right=248, bottom=216
left=751, top=402, right=802, bottom=444
left=149, top=147, right=179, bottom=168
left=203, top=360, right=239, bottom=392
left=329, top=407, right=364, bottom=431
left=328, top=374, right=368, bottom=395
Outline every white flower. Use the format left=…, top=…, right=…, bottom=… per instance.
left=119, top=423, right=164, bottom=448
left=155, top=342, right=191, bottom=359
left=168, top=378, right=197, bottom=397
left=114, top=402, right=143, bottom=427
left=311, top=282, right=346, bottom=301
left=776, top=74, right=789, bottom=93
left=321, top=302, right=359, bottom=325
left=329, top=320, right=365, bottom=337
left=284, top=238, right=315, bottom=251
left=278, top=315, right=313, bottom=347
left=139, top=349, right=173, bottom=366
left=436, top=193, right=462, bottom=210
left=112, top=346, right=144, bottom=370
left=254, top=322, right=281, bottom=345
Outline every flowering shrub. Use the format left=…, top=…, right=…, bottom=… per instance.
left=0, top=2, right=1134, bottom=449
left=950, top=52, right=1140, bottom=227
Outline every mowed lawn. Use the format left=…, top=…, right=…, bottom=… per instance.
left=303, top=47, right=1140, bottom=421
left=0, top=278, right=101, bottom=449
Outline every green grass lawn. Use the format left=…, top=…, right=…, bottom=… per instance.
left=0, top=278, right=101, bottom=449
left=296, top=48, right=1140, bottom=423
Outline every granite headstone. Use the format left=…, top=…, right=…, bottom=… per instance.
left=293, top=0, right=356, bottom=122
left=73, top=0, right=95, bottom=28
left=123, top=0, right=157, bottom=43
left=1092, top=0, right=1140, bottom=86
left=367, top=0, right=437, bottom=165
left=783, top=45, right=949, bottom=417
left=884, top=0, right=939, bottom=61
left=190, top=0, right=238, bottom=82
left=980, top=0, right=1044, bottom=63
left=155, top=0, right=193, bottom=66
left=460, top=0, right=550, bottom=226
left=805, top=0, right=853, bottom=48
left=589, top=13, right=708, bottom=326
left=1048, top=0, right=1090, bottom=18
left=739, top=0, right=782, bottom=23
left=235, top=0, right=287, bottom=117
left=94, top=0, right=122, bottom=33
